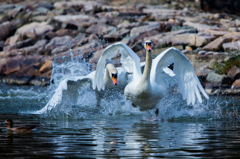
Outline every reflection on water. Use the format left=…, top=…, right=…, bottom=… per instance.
left=1, top=82, right=240, bottom=158
left=1, top=115, right=240, bottom=158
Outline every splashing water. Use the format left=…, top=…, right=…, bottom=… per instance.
left=7, top=44, right=238, bottom=121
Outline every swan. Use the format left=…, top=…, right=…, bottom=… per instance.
left=94, top=40, right=209, bottom=117
left=31, top=63, right=128, bottom=114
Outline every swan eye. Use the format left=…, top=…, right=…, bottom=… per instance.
left=112, top=73, right=117, bottom=78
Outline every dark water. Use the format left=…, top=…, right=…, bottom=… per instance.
left=1, top=84, right=240, bottom=158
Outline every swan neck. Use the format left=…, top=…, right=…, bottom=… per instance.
left=104, top=67, right=111, bottom=84
left=141, top=50, right=152, bottom=83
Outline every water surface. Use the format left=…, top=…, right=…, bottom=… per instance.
left=1, top=83, right=240, bottom=158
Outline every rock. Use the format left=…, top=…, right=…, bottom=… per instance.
left=5, top=34, right=21, bottom=46
left=46, top=18, right=62, bottom=31
left=54, top=15, right=90, bottom=22
left=4, top=38, right=34, bottom=52
left=39, top=60, right=52, bottom=73
left=131, top=41, right=144, bottom=52
left=0, top=19, right=24, bottom=41
left=117, top=21, right=141, bottom=30
left=130, top=22, right=160, bottom=37
left=15, top=22, right=54, bottom=39
left=45, top=29, right=80, bottom=40
left=189, top=32, right=215, bottom=47
left=227, top=66, right=240, bottom=80
left=7, top=6, right=24, bottom=19
left=37, top=3, right=54, bottom=10
left=183, top=21, right=219, bottom=32
left=2, top=75, right=31, bottom=85
left=162, top=33, right=193, bottom=46
left=228, top=27, right=238, bottom=32
left=223, top=32, right=240, bottom=40
left=0, top=57, right=8, bottom=74
left=198, top=50, right=207, bottom=55
left=45, top=36, right=73, bottom=54
left=29, top=78, right=50, bottom=86
left=223, top=41, right=240, bottom=52
left=21, top=40, right=47, bottom=55
left=205, top=29, right=229, bottom=37
left=202, top=36, right=232, bottom=51
left=104, top=29, right=130, bottom=42
left=86, top=24, right=116, bottom=36
left=89, top=48, right=105, bottom=65
left=206, top=72, right=227, bottom=86
left=232, top=79, right=240, bottom=88
left=5, top=55, right=23, bottom=75
left=0, top=4, right=15, bottom=13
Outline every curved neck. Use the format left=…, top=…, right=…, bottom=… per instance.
left=140, top=50, right=152, bottom=84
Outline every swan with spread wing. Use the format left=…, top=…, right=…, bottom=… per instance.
left=93, top=40, right=209, bottom=117
left=32, top=63, right=128, bottom=114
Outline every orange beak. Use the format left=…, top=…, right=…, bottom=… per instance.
left=112, top=76, right=118, bottom=85
left=146, top=43, right=152, bottom=51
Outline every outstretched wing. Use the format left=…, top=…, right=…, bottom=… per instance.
left=152, top=47, right=209, bottom=105
left=93, top=42, right=142, bottom=91
left=30, top=72, right=94, bottom=114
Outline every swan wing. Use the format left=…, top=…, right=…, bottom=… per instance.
left=152, top=47, right=209, bottom=105
left=31, top=72, right=94, bottom=114
left=93, top=42, right=141, bottom=91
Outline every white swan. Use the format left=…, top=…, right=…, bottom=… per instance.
left=94, top=40, right=209, bottom=117
left=31, top=63, right=128, bottom=114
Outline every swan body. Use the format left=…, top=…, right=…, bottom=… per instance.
left=94, top=41, right=209, bottom=112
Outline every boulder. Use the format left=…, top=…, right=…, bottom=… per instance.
left=232, top=79, right=240, bottom=88
left=202, top=36, right=232, bottom=51
left=206, top=72, right=227, bottom=86
left=4, top=38, right=34, bottom=52
left=45, top=36, right=73, bottom=53
left=39, top=60, right=52, bottom=73
left=183, top=21, right=219, bottom=32
left=15, top=22, right=54, bottom=39
left=103, top=29, right=130, bottom=42
left=0, top=19, right=24, bottom=41
left=5, top=55, right=23, bottom=75
left=189, top=32, right=215, bottom=47
left=130, top=22, right=160, bottom=37
left=227, top=66, right=240, bottom=80
left=223, top=41, right=240, bottom=52
left=86, top=24, right=116, bottom=36
left=205, top=29, right=229, bottom=37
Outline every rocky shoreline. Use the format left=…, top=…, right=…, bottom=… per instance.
left=0, top=0, right=240, bottom=95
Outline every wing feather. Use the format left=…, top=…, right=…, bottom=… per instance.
left=93, top=42, right=141, bottom=91
left=152, top=47, right=209, bottom=105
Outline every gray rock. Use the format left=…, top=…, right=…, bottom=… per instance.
left=189, top=32, right=215, bottom=47
left=130, top=22, right=160, bottom=37
left=4, top=38, right=34, bottom=52
left=16, top=22, right=54, bottom=39
left=198, top=50, right=207, bottom=55
left=45, top=36, right=73, bottom=53
left=104, top=29, right=130, bottom=42
left=206, top=72, right=227, bottom=86
left=0, top=19, right=24, bottom=41
left=183, top=21, right=219, bottom=32
left=223, top=41, right=240, bottom=52
left=227, top=66, right=240, bottom=80
left=202, top=36, right=232, bottom=51
left=86, top=24, right=116, bottom=36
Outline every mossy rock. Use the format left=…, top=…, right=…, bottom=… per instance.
left=210, top=54, right=240, bottom=74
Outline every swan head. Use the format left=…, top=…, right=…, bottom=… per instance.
left=144, top=40, right=152, bottom=51
left=106, top=64, right=118, bottom=85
